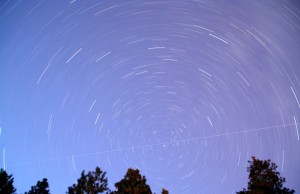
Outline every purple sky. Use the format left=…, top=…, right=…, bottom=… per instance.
left=0, top=0, right=299, bottom=193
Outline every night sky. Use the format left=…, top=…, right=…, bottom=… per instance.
left=0, top=1, right=300, bottom=193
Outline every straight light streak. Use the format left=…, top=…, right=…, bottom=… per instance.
left=7, top=122, right=300, bottom=166
left=84, top=122, right=300, bottom=155
left=148, top=46, right=165, bottom=50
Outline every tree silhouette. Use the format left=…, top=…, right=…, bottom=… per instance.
left=237, top=156, right=295, bottom=194
left=161, top=188, right=169, bottom=194
left=0, top=169, right=16, bottom=194
left=25, top=178, right=50, bottom=194
left=112, top=168, right=152, bottom=194
left=67, top=166, right=109, bottom=194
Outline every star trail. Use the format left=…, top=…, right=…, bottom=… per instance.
left=0, top=1, right=299, bottom=193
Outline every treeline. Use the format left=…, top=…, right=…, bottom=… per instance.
left=0, top=157, right=295, bottom=194
left=0, top=167, right=166, bottom=194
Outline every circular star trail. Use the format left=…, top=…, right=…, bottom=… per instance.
left=0, top=1, right=299, bottom=193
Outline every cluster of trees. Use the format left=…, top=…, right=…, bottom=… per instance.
left=0, top=157, right=295, bottom=194
left=0, top=167, right=166, bottom=194
left=67, top=167, right=166, bottom=194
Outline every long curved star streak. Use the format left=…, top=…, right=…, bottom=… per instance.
left=0, top=1, right=299, bottom=193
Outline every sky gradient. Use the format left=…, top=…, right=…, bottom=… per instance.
left=0, top=0, right=300, bottom=193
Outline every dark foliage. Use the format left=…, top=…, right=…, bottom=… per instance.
left=0, top=169, right=16, bottom=194
left=112, top=168, right=152, bottom=194
left=161, top=188, right=169, bottom=194
left=25, top=178, right=50, bottom=194
left=67, top=166, right=109, bottom=194
left=237, top=156, right=295, bottom=194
